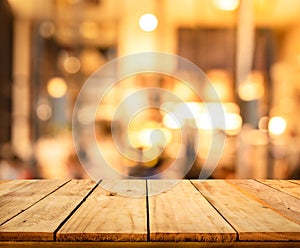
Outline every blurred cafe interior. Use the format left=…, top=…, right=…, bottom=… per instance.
left=1, top=0, right=300, bottom=180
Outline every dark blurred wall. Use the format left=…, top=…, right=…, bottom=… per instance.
left=0, top=0, right=13, bottom=146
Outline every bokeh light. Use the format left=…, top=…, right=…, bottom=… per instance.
left=139, top=13, right=158, bottom=32
left=36, top=103, right=52, bottom=121
left=268, top=116, right=287, bottom=136
left=47, top=77, right=67, bottom=98
left=213, top=0, right=240, bottom=11
left=64, top=56, right=81, bottom=74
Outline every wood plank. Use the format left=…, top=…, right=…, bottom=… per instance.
left=258, top=180, right=300, bottom=199
left=227, top=180, right=300, bottom=225
left=0, top=180, right=96, bottom=241
left=289, top=180, right=300, bottom=185
left=148, top=180, right=236, bottom=242
left=0, top=180, right=34, bottom=197
left=0, top=180, right=68, bottom=225
left=192, top=180, right=300, bottom=241
left=57, top=180, right=147, bottom=242
left=0, top=180, right=12, bottom=186
left=1, top=241, right=300, bottom=248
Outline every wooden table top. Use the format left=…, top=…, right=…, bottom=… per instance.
left=0, top=179, right=299, bottom=247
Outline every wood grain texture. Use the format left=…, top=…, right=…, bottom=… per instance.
left=148, top=180, right=236, bottom=242
left=0, top=180, right=12, bottom=186
left=0, top=179, right=300, bottom=244
left=258, top=180, right=300, bottom=199
left=1, top=241, right=300, bottom=248
left=227, top=180, right=300, bottom=225
left=0, top=180, right=34, bottom=197
left=0, top=180, right=67, bottom=225
left=192, top=180, right=300, bottom=241
left=57, top=180, right=147, bottom=242
left=0, top=180, right=96, bottom=241
left=289, top=180, right=300, bottom=185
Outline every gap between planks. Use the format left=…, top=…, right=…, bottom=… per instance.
left=227, top=179, right=300, bottom=225
left=2, top=180, right=299, bottom=242
left=189, top=180, right=240, bottom=240
left=256, top=179, right=300, bottom=199
left=191, top=180, right=300, bottom=241
left=0, top=180, right=71, bottom=227
left=53, top=180, right=101, bottom=241
left=145, top=179, right=150, bottom=242
left=0, top=180, right=98, bottom=241
left=56, top=180, right=147, bottom=242
left=147, top=180, right=236, bottom=242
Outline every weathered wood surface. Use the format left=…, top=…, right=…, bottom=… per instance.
left=258, top=180, right=300, bottom=199
left=290, top=180, right=300, bottom=185
left=0, top=180, right=96, bottom=241
left=0, top=241, right=300, bottom=248
left=0, top=180, right=35, bottom=197
left=227, top=179, right=300, bottom=225
left=0, top=180, right=68, bottom=225
left=148, top=180, right=236, bottom=242
left=0, top=179, right=299, bottom=245
left=0, top=180, right=12, bottom=186
left=192, top=180, right=300, bottom=241
left=57, top=180, right=147, bottom=241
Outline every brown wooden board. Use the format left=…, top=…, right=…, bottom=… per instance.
left=0, top=180, right=96, bottom=241
left=0, top=180, right=68, bottom=225
left=0, top=180, right=12, bottom=186
left=0, top=241, right=300, bottom=248
left=0, top=180, right=35, bottom=197
left=148, top=180, right=236, bottom=242
left=227, top=179, right=300, bottom=225
left=192, top=180, right=300, bottom=241
left=258, top=180, right=300, bottom=199
left=57, top=180, right=147, bottom=242
left=289, top=180, right=300, bottom=185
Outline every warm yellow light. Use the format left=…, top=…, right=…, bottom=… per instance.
left=64, top=56, right=81, bottom=74
left=39, top=21, right=55, bottom=38
left=79, top=48, right=106, bottom=75
left=224, top=113, right=242, bottom=135
left=214, top=0, right=240, bottom=11
left=77, top=106, right=95, bottom=125
left=238, top=81, right=264, bottom=101
left=163, top=113, right=182, bottom=129
left=129, top=128, right=172, bottom=149
left=128, top=131, right=141, bottom=148
left=139, top=128, right=172, bottom=148
left=161, top=102, right=241, bottom=131
left=195, top=113, right=213, bottom=130
left=47, top=77, right=67, bottom=98
left=36, top=103, right=52, bottom=121
left=139, top=13, right=158, bottom=32
left=222, top=102, right=240, bottom=114
left=173, top=81, right=196, bottom=101
left=268, top=116, right=287, bottom=136
left=175, top=102, right=202, bottom=120
left=127, top=128, right=171, bottom=163
left=79, top=21, right=98, bottom=39
left=195, top=112, right=242, bottom=134
left=212, top=82, right=230, bottom=101
left=206, top=69, right=233, bottom=101
left=258, top=116, right=269, bottom=132
left=238, top=71, right=265, bottom=101
left=160, top=102, right=177, bottom=116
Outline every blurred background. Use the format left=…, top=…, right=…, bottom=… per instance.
left=1, top=0, right=300, bottom=179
